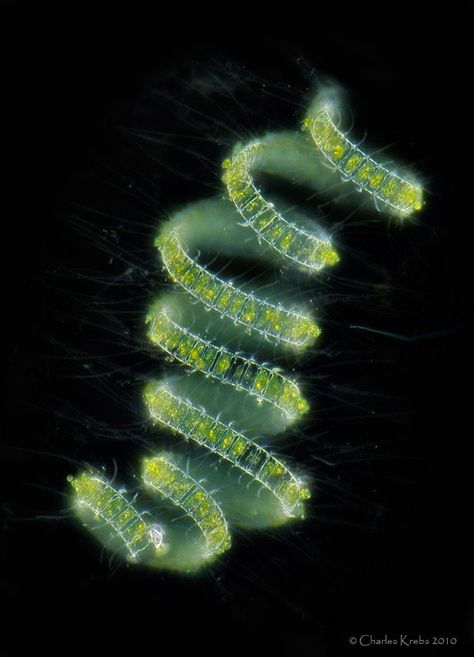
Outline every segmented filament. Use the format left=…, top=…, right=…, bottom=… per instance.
left=142, top=454, right=231, bottom=557
left=146, top=307, right=309, bottom=419
left=144, top=383, right=310, bottom=516
left=302, top=106, right=423, bottom=216
left=157, top=229, right=320, bottom=348
left=68, top=472, right=158, bottom=560
left=222, top=143, right=340, bottom=272
left=148, top=147, right=329, bottom=522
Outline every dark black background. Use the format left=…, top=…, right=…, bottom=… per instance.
left=1, top=4, right=470, bottom=656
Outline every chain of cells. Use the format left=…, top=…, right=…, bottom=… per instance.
left=68, top=82, right=423, bottom=573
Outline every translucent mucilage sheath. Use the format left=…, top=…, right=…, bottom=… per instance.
left=69, top=81, right=423, bottom=573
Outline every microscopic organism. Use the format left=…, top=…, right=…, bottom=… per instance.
left=69, top=79, right=423, bottom=573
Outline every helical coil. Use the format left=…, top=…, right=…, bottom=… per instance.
left=68, top=82, right=423, bottom=573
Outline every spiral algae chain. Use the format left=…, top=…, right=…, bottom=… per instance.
left=68, top=81, right=424, bottom=573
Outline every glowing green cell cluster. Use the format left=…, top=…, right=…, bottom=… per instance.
left=144, top=383, right=310, bottom=516
left=69, top=79, right=423, bottom=573
left=302, top=109, right=423, bottom=216
left=222, top=143, right=340, bottom=271
left=142, top=455, right=231, bottom=556
left=146, top=306, right=308, bottom=419
left=68, top=471, right=157, bottom=560
left=158, top=230, right=320, bottom=348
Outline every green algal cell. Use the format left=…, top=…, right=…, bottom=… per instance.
left=213, top=352, right=232, bottom=376
left=241, top=298, right=259, bottom=323
left=278, top=229, right=293, bottom=252
left=241, top=362, right=259, bottom=389
left=263, top=222, right=285, bottom=243
left=214, top=286, right=233, bottom=312
left=289, top=314, right=321, bottom=345
left=318, top=120, right=346, bottom=159
left=208, top=423, right=227, bottom=447
left=253, top=370, right=271, bottom=395
left=254, top=306, right=283, bottom=334
left=186, top=488, right=206, bottom=509
left=176, top=335, right=196, bottom=360
left=277, top=481, right=301, bottom=510
left=243, top=193, right=264, bottom=215
left=180, top=265, right=199, bottom=287
left=355, top=160, right=381, bottom=187
left=197, top=416, right=214, bottom=437
left=341, top=151, right=363, bottom=175
left=179, top=407, right=201, bottom=435
left=229, top=361, right=246, bottom=385
left=378, top=175, right=423, bottom=215
left=265, top=373, right=285, bottom=403
left=191, top=271, right=210, bottom=296
left=219, top=431, right=235, bottom=452
left=251, top=206, right=277, bottom=232
left=197, top=422, right=216, bottom=445
left=240, top=449, right=267, bottom=473
left=314, top=241, right=340, bottom=267
left=227, top=291, right=246, bottom=316
left=228, top=436, right=248, bottom=458
left=202, top=277, right=221, bottom=303
left=223, top=162, right=253, bottom=203
left=114, top=508, right=134, bottom=530
left=186, top=344, right=206, bottom=370
left=198, top=344, right=218, bottom=370
left=278, top=380, right=309, bottom=417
